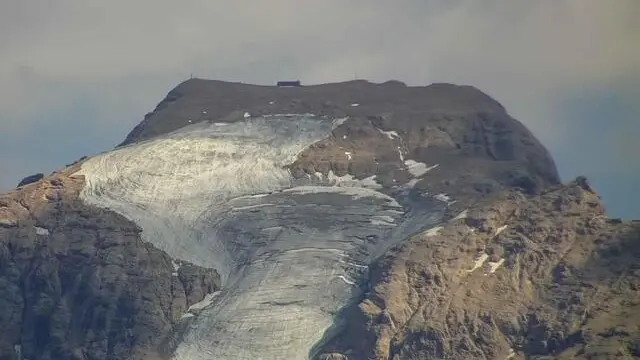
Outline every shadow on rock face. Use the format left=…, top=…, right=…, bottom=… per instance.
left=17, top=173, right=44, bottom=188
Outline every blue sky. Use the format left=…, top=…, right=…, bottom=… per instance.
left=1, top=1, right=638, bottom=219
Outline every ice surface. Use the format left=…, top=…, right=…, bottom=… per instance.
left=76, top=114, right=444, bottom=360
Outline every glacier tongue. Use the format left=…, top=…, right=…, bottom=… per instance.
left=75, top=114, right=442, bottom=360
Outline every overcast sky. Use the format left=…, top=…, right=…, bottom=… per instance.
left=1, top=1, right=638, bottom=218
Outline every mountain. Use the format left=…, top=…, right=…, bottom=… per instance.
left=1, top=79, right=638, bottom=360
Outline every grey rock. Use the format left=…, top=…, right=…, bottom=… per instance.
left=17, top=173, right=44, bottom=187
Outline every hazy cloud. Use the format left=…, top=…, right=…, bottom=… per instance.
left=1, top=0, right=638, bottom=217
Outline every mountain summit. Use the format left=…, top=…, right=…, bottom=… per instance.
left=1, top=79, right=638, bottom=360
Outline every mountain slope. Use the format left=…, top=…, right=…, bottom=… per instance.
left=320, top=179, right=640, bottom=359
left=1, top=79, right=637, bottom=360
left=0, top=165, right=219, bottom=360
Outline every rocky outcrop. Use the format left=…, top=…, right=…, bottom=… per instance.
left=120, top=79, right=509, bottom=147
left=319, top=179, right=640, bottom=359
left=16, top=173, right=44, bottom=188
left=0, top=166, right=219, bottom=360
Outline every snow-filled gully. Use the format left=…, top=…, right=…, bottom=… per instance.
left=75, top=115, right=443, bottom=360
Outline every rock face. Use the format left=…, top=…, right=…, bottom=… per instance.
left=1, top=79, right=638, bottom=360
left=0, top=166, right=220, bottom=360
left=319, top=180, right=640, bottom=360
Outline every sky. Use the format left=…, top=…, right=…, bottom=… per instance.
left=1, top=1, right=638, bottom=219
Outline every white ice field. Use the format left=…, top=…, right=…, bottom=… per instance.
left=75, top=114, right=444, bottom=360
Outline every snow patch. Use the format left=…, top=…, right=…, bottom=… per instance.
left=495, top=225, right=508, bottom=236
left=377, top=128, right=399, bottom=140
left=269, top=101, right=275, bottom=105
left=487, top=258, right=505, bottom=274
left=14, top=345, right=21, bottom=360
left=243, top=112, right=251, bottom=118
left=342, top=135, right=347, bottom=139
left=350, top=103, right=359, bottom=107
left=452, top=209, right=468, bottom=221
left=397, top=148, right=404, bottom=161
left=434, top=193, right=452, bottom=203
left=345, top=151, right=352, bottom=160
left=34, top=226, right=49, bottom=236
left=406, top=179, right=420, bottom=188
left=404, top=160, right=438, bottom=177
left=423, top=226, right=443, bottom=237
left=467, top=253, right=489, bottom=273
left=332, top=117, right=349, bottom=126
left=187, top=292, right=220, bottom=313
left=506, top=348, right=516, bottom=359
left=325, top=171, right=381, bottom=190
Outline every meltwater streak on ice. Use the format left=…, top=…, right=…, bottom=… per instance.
left=76, top=115, right=444, bottom=360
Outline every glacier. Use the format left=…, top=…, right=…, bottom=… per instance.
left=75, top=114, right=445, bottom=360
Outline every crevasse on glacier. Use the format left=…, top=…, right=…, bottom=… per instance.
left=75, top=115, right=443, bottom=360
